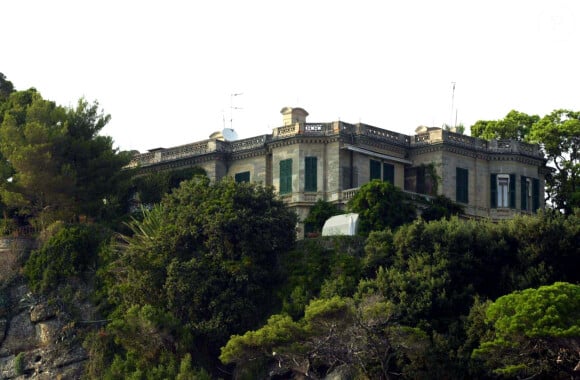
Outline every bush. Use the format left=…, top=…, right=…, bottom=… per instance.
left=24, top=224, right=110, bottom=292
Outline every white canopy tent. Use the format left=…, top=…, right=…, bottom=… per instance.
left=321, top=213, right=359, bottom=236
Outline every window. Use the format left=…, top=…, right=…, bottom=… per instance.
left=234, top=171, right=250, bottom=183
left=383, top=163, right=394, bottom=184
left=305, top=156, right=317, bottom=192
left=491, top=173, right=515, bottom=208
left=279, top=159, right=292, bottom=194
left=370, top=159, right=381, bottom=180
left=497, top=175, right=510, bottom=208
left=370, top=159, right=395, bottom=184
left=456, top=167, right=469, bottom=203
left=521, top=176, right=541, bottom=212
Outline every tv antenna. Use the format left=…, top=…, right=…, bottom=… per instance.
left=230, top=92, right=243, bottom=129
left=450, top=82, right=456, bottom=128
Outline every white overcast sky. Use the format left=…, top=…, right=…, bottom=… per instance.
left=2, top=0, right=579, bottom=152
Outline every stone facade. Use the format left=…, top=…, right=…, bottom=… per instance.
left=128, top=107, right=549, bottom=236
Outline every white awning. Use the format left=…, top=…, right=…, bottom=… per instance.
left=343, top=145, right=413, bottom=165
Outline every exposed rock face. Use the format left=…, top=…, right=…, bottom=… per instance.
left=0, top=283, right=89, bottom=379
left=0, top=238, right=89, bottom=379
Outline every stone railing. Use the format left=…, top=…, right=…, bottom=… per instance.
left=230, top=135, right=270, bottom=152
left=128, top=140, right=224, bottom=168
left=414, top=133, right=431, bottom=143
left=128, top=135, right=272, bottom=168
left=361, top=124, right=409, bottom=144
left=341, top=188, right=359, bottom=202
left=339, top=123, right=411, bottom=145
left=338, top=187, right=432, bottom=204
left=445, top=131, right=480, bottom=147
left=489, top=139, right=542, bottom=157
left=411, top=129, right=542, bottom=157
left=273, top=124, right=300, bottom=138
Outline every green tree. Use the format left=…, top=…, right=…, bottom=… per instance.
left=0, top=90, right=130, bottom=226
left=277, top=236, right=364, bottom=319
left=471, top=110, right=540, bottom=141
left=0, top=72, right=14, bottom=104
left=348, top=179, right=416, bottom=235
left=472, top=282, right=580, bottom=379
left=221, top=295, right=428, bottom=380
left=529, top=109, right=580, bottom=213
left=99, top=177, right=298, bottom=375
left=131, top=166, right=206, bottom=206
left=59, top=99, right=133, bottom=219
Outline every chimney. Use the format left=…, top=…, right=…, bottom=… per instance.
left=280, top=107, right=308, bottom=126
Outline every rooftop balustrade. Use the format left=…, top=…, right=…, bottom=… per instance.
left=128, top=120, right=543, bottom=169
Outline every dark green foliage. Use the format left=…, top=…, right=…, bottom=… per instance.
left=420, top=194, right=464, bottom=222
left=96, top=177, right=298, bottom=376
left=278, top=236, right=365, bottom=319
left=302, top=199, right=343, bottom=234
left=348, top=179, right=416, bottom=235
left=364, top=214, right=580, bottom=330
left=24, top=224, right=109, bottom=292
left=131, top=166, right=206, bottom=206
left=0, top=72, right=15, bottom=104
left=356, top=211, right=580, bottom=378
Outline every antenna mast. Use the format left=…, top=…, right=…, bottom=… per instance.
left=230, top=92, right=243, bottom=129
left=450, top=82, right=456, bottom=128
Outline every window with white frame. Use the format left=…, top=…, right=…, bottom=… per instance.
left=497, top=174, right=510, bottom=208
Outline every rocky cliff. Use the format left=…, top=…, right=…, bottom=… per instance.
left=0, top=238, right=90, bottom=379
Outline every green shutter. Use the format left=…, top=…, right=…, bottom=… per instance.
left=383, top=163, right=395, bottom=184
left=305, top=156, right=317, bottom=192
left=509, top=174, right=516, bottom=208
left=235, top=171, right=250, bottom=183
left=280, top=159, right=292, bottom=194
left=490, top=173, right=497, bottom=209
left=370, top=160, right=381, bottom=180
left=456, top=167, right=468, bottom=203
left=532, top=178, right=540, bottom=212
left=520, top=175, right=527, bottom=210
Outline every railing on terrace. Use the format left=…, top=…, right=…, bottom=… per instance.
left=411, top=129, right=543, bottom=157
left=230, top=135, right=270, bottom=152
left=127, top=140, right=216, bottom=168
left=339, top=123, right=411, bottom=145
left=272, top=122, right=411, bottom=145
left=128, top=135, right=271, bottom=168
left=339, top=187, right=433, bottom=204
left=127, top=122, right=543, bottom=169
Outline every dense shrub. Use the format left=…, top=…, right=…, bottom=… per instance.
left=24, top=224, right=109, bottom=292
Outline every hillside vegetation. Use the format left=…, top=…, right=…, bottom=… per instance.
left=0, top=73, right=579, bottom=379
